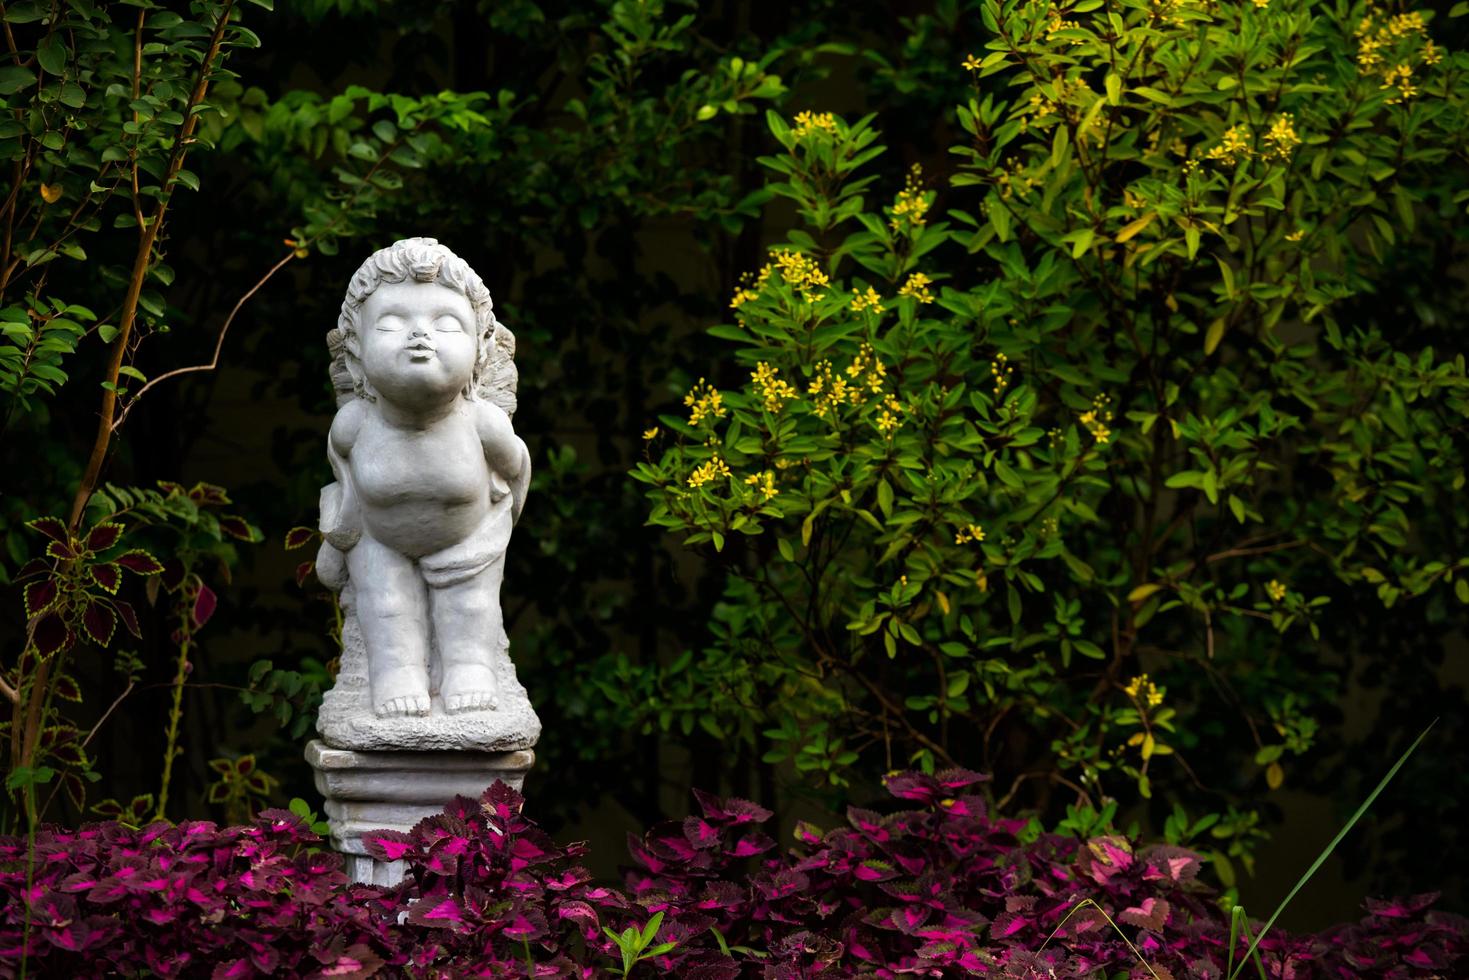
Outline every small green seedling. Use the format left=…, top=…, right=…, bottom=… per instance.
left=604, top=910, right=677, bottom=976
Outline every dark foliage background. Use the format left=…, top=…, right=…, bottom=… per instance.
left=0, top=0, right=1465, bottom=934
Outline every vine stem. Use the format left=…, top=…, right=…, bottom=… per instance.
left=154, top=622, right=193, bottom=822
left=66, top=0, right=235, bottom=531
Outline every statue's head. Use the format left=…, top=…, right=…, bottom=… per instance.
left=333, top=238, right=501, bottom=404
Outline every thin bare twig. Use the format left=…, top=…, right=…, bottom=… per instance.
left=112, top=248, right=296, bottom=431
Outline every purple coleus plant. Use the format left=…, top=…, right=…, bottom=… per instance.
left=1, top=771, right=1464, bottom=978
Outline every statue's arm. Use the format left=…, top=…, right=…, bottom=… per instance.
left=317, top=403, right=366, bottom=591
left=477, top=401, right=531, bottom=523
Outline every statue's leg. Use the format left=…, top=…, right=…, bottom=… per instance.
left=430, top=559, right=503, bottom=713
left=346, top=534, right=431, bottom=717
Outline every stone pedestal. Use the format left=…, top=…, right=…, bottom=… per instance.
left=305, top=739, right=534, bottom=886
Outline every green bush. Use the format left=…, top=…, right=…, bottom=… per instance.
left=633, top=0, right=1469, bottom=883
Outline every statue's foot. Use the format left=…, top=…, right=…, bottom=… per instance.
left=442, top=663, right=498, bottom=714
left=371, top=666, right=431, bottom=718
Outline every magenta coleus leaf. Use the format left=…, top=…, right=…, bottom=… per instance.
left=361, top=829, right=417, bottom=863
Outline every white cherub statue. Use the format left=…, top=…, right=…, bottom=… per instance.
left=315, top=238, right=530, bottom=719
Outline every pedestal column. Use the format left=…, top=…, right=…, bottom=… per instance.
left=305, top=740, right=535, bottom=886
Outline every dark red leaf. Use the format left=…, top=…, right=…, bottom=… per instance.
left=160, top=559, right=185, bottom=591
left=46, top=540, right=76, bottom=560
left=82, top=603, right=117, bottom=646
left=62, top=771, right=85, bottom=810
left=158, top=480, right=185, bottom=496
left=236, top=755, right=255, bottom=775
left=84, top=522, right=125, bottom=552
left=89, top=564, right=121, bottom=594
left=25, top=516, right=69, bottom=544
left=13, top=558, right=49, bottom=581
left=116, top=550, right=164, bottom=576
left=217, top=515, right=255, bottom=542
left=295, top=561, right=315, bottom=587
left=53, top=674, right=82, bottom=702
left=24, top=578, right=58, bottom=616
left=193, top=583, right=217, bottom=628
left=189, top=482, right=230, bottom=505
left=33, top=612, right=73, bottom=658
left=114, top=600, right=141, bottom=638
left=284, top=526, right=316, bottom=550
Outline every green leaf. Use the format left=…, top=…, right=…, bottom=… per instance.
left=0, top=66, right=36, bottom=95
left=36, top=34, right=66, bottom=76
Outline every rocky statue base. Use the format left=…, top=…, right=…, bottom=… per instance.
left=315, top=599, right=542, bottom=753
left=306, top=740, right=534, bottom=886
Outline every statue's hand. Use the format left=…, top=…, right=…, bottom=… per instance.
left=316, top=540, right=349, bottom=591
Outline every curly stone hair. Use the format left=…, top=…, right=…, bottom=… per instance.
left=326, top=237, right=518, bottom=415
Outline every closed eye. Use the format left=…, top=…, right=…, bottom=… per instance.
left=375, top=314, right=406, bottom=332
left=433, top=314, right=465, bottom=333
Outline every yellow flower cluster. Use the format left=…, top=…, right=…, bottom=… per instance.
left=874, top=394, right=903, bottom=436
left=751, top=361, right=799, bottom=413
left=994, top=157, right=1039, bottom=199
left=954, top=523, right=986, bottom=545
left=846, top=343, right=886, bottom=393
left=1382, top=63, right=1418, bottom=103
left=642, top=427, right=659, bottom=441
left=791, top=110, right=839, bottom=139
left=889, top=164, right=930, bottom=232
left=1266, top=579, right=1288, bottom=602
left=772, top=249, right=830, bottom=302
left=687, top=455, right=731, bottom=488
left=1079, top=393, right=1114, bottom=444
left=898, top=272, right=934, bottom=304
left=684, top=379, right=726, bottom=427
left=1124, top=673, right=1164, bottom=707
left=1205, top=123, right=1252, bottom=166
left=729, top=284, right=759, bottom=310
left=850, top=286, right=883, bottom=312
left=990, top=352, right=1013, bottom=395
left=1263, top=113, right=1300, bottom=160
left=1356, top=8, right=1435, bottom=98
left=744, top=470, right=779, bottom=501
left=810, top=345, right=891, bottom=419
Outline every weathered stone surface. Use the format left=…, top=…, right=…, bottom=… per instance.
left=311, top=238, right=539, bottom=754
left=316, top=586, right=540, bottom=752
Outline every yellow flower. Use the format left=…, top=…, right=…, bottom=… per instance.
left=898, top=272, right=934, bottom=304
left=751, top=361, right=799, bottom=413
left=1205, top=123, right=1253, bottom=167
left=729, top=286, right=759, bottom=310
left=1285, top=228, right=1305, bottom=243
left=1263, top=113, right=1300, bottom=160
left=1251, top=0, right=1268, bottom=8
left=875, top=410, right=899, bottom=435
left=889, top=164, right=931, bottom=232
left=1124, top=673, right=1164, bottom=708
left=687, top=455, right=732, bottom=488
left=1079, top=393, right=1114, bottom=444
left=850, top=286, right=883, bottom=312
left=771, top=249, right=830, bottom=301
left=684, top=379, right=727, bottom=427
left=642, top=427, right=659, bottom=441
left=1382, top=63, right=1417, bottom=103
left=961, top=53, right=982, bottom=71
left=955, top=523, right=986, bottom=545
left=791, top=110, right=839, bottom=139
left=1266, top=579, right=1288, bottom=602
left=744, top=470, right=779, bottom=502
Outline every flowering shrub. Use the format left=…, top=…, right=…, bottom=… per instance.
left=2, top=775, right=1464, bottom=978
left=627, top=0, right=1469, bottom=886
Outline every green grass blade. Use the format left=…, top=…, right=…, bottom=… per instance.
left=1227, top=718, right=1437, bottom=980
left=1225, top=905, right=1242, bottom=978
left=1237, top=910, right=1270, bottom=980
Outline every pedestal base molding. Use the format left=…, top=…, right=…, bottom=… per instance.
left=305, top=739, right=534, bottom=885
